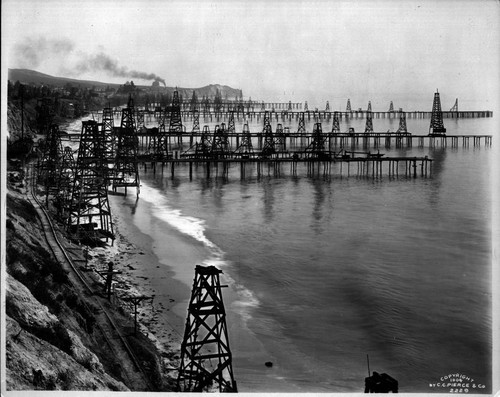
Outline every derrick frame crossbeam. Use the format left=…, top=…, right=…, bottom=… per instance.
left=364, top=111, right=374, bottom=133
left=211, top=125, right=230, bottom=158
left=233, top=123, right=254, bottom=155
left=177, top=265, right=237, bottom=393
left=429, top=91, right=446, bottom=134
left=37, top=124, right=64, bottom=196
left=114, top=99, right=140, bottom=190
left=331, top=112, right=340, bottom=133
left=67, top=120, right=113, bottom=241
left=305, top=122, right=328, bottom=158
left=396, top=111, right=408, bottom=134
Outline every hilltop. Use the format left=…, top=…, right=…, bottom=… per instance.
left=8, top=68, right=244, bottom=100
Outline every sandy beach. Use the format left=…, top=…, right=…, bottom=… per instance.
left=85, top=187, right=210, bottom=380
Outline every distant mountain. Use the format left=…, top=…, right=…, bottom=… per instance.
left=8, top=68, right=119, bottom=89
left=8, top=69, right=244, bottom=99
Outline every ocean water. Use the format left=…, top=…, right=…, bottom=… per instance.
left=65, top=113, right=495, bottom=392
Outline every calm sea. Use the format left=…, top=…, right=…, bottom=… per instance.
left=67, top=112, right=495, bottom=392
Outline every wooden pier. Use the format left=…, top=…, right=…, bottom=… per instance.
left=139, top=152, right=433, bottom=180
left=131, top=131, right=492, bottom=151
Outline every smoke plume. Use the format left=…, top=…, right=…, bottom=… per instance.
left=76, top=52, right=166, bottom=86
left=13, top=37, right=166, bottom=86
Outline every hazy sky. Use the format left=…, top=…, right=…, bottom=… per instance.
left=2, top=0, right=499, bottom=110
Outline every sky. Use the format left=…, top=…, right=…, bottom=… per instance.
left=2, top=0, right=499, bottom=111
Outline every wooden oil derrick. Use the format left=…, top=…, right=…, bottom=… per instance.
left=135, top=108, right=145, bottom=132
left=305, top=122, right=328, bottom=159
left=169, top=90, right=183, bottom=145
left=195, top=125, right=213, bottom=158
left=150, top=106, right=169, bottom=160
left=297, top=112, right=306, bottom=135
left=67, top=120, right=114, bottom=243
left=113, top=96, right=140, bottom=195
left=261, top=122, right=275, bottom=157
left=346, top=99, right=352, bottom=112
left=233, top=123, right=253, bottom=157
left=332, top=111, right=340, bottom=133
left=37, top=124, right=63, bottom=200
left=325, top=101, right=330, bottom=112
left=275, top=123, right=286, bottom=152
left=227, top=112, right=236, bottom=135
left=177, top=265, right=237, bottom=393
left=288, top=101, right=293, bottom=111
left=364, top=111, right=374, bottom=133
left=367, top=101, right=372, bottom=112
left=54, top=146, right=76, bottom=218
left=304, top=101, right=309, bottom=112
left=429, top=90, right=446, bottom=135
left=388, top=101, right=394, bottom=112
left=190, top=90, right=199, bottom=113
left=192, top=109, right=200, bottom=134
left=396, top=110, right=408, bottom=134
left=101, top=106, right=115, bottom=179
left=450, top=98, right=458, bottom=112
left=211, top=124, right=230, bottom=159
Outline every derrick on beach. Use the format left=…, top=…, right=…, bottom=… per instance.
left=4, top=102, right=181, bottom=391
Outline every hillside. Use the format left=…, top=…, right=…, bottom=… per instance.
left=8, top=68, right=244, bottom=99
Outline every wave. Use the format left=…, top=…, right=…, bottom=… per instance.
left=139, top=180, right=260, bottom=318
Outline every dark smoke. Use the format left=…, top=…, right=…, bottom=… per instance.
left=76, top=52, right=166, bottom=86
left=14, top=37, right=166, bottom=86
left=14, top=37, right=74, bottom=68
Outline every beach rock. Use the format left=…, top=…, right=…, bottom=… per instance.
left=265, top=361, right=273, bottom=368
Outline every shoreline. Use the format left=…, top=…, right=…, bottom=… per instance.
left=86, top=188, right=204, bottom=380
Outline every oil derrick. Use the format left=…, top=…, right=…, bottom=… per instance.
left=388, top=101, right=394, bottom=112
left=227, top=112, right=236, bottom=135
left=37, top=124, right=63, bottom=199
left=101, top=106, right=115, bottom=178
left=346, top=99, right=352, bottom=112
left=288, top=101, right=292, bottom=111
left=114, top=96, right=140, bottom=194
left=304, top=101, right=309, bottom=112
left=234, top=123, right=253, bottom=156
left=261, top=123, right=275, bottom=157
left=396, top=110, right=408, bottom=134
left=450, top=98, right=458, bottom=112
left=367, top=101, right=372, bottom=112
left=305, top=123, right=328, bottom=159
left=261, top=101, right=265, bottom=111
left=54, top=146, right=76, bottom=218
left=190, top=90, right=199, bottom=113
left=275, top=123, right=286, bottom=152
left=192, top=110, right=200, bottom=134
left=195, top=125, right=213, bottom=158
left=429, top=90, right=446, bottom=135
left=177, top=265, right=237, bottom=393
left=364, top=111, right=374, bottom=133
left=148, top=106, right=168, bottom=160
left=211, top=124, right=230, bottom=159
left=134, top=108, right=145, bottom=132
left=169, top=90, right=183, bottom=145
left=67, top=120, right=114, bottom=243
left=331, top=111, right=340, bottom=133
left=297, top=112, right=306, bottom=135
left=325, top=101, right=330, bottom=112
